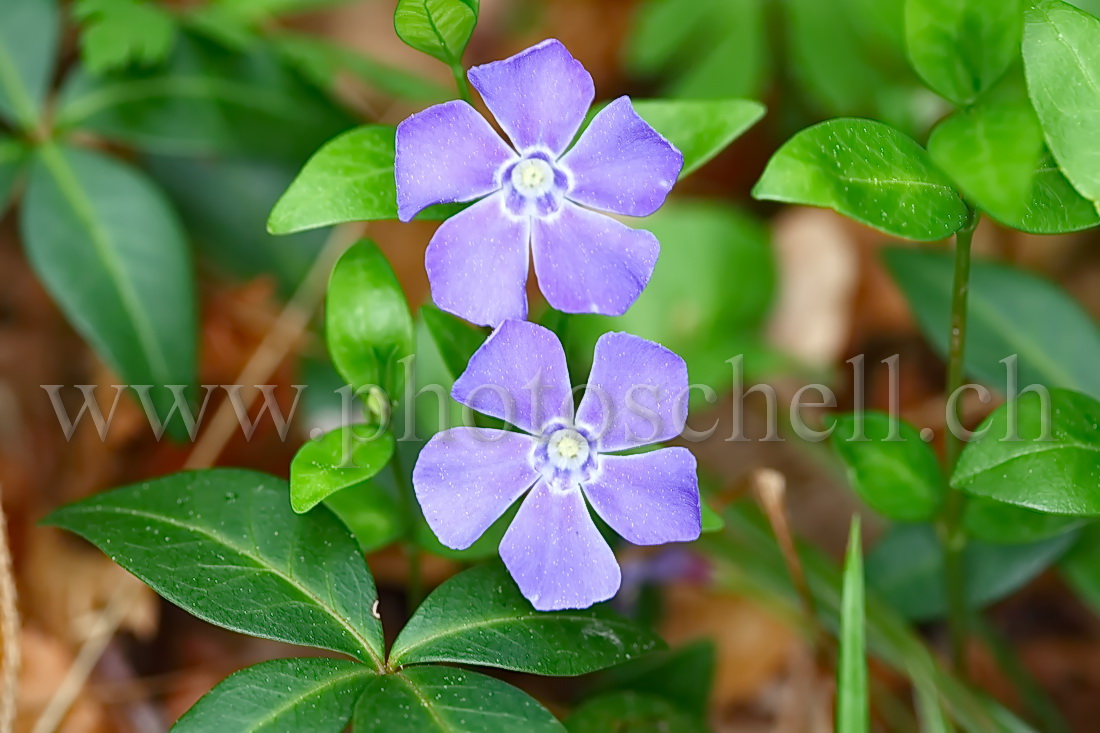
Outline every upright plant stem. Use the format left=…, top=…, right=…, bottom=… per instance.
left=940, top=211, right=978, bottom=675
left=391, top=448, right=423, bottom=611
left=450, top=62, right=473, bottom=104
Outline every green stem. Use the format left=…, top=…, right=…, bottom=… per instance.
left=391, top=447, right=423, bottom=611
left=449, top=62, right=472, bottom=104
left=940, top=210, right=978, bottom=675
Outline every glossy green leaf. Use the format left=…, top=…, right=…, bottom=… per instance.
left=290, top=426, right=395, bottom=513
left=952, top=390, right=1100, bottom=515
left=390, top=562, right=665, bottom=675
left=865, top=522, right=1077, bottom=621
left=753, top=119, right=968, bottom=241
left=592, top=640, right=715, bottom=716
left=0, top=137, right=26, bottom=214
left=964, top=497, right=1086, bottom=544
left=355, top=666, right=564, bottom=733
left=905, top=0, right=1021, bottom=104
left=701, top=503, right=725, bottom=533
left=420, top=304, right=487, bottom=380
left=837, top=517, right=867, bottom=733
left=0, top=0, right=59, bottom=129
left=832, top=412, right=944, bottom=522
left=74, top=0, right=177, bottom=74
left=43, top=469, right=386, bottom=667
left=326, top=240, right=415, bottom=401
left=56, top=34, right=354, bottom=163
left=884, top=248, right=1100, bottom=399
left=631, top=99, right=765, bottom=177
left=21, top=144, right=196, bottom=439
left=172, top=658, right=372, bottom=732
left=268, top=125, right=457, bottom=234
left=393, top=0, right=479, bottom=66
left=323, top=476, right=404, bottom=554
left=1059, top=524, right=1100, bottom=612
left=1024, top=0, right=1100, bottom=210
left=566, top=692, right=706, bottom=733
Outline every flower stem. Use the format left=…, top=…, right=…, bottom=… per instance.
left=940, top=210, right=978, bottom=675
left=450, top=62, right=473, bottom=104
left=391, top=447, right=423, bottom=611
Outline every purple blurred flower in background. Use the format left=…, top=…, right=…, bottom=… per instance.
left=395, top=39, right=683, bottom=328
left=412, top=320, right=701, bottom=611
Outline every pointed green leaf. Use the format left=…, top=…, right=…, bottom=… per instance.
left=753, top=119, right=967, bottom=241
left=267, top=125, right=458, bottom=234
left=884, top=248, right=1100, bottom=399
left=44, top=469, right=386, bottom=667
left=323, top=478, right=404, bottom=553
left=390, top=562, right=665, bottom=675
left=1024, top=0, right=1100, bottom=210
left=905, top=0, right=1021, bottom=104
left=952, top=390, right=1100, bottom=516
left=837, top=517, right=868, bottom=733
left=964, top=497, right=1086, bottom=544
left=631, top=99, right=765, bottom=177
left=290, top=426, right=395, bottom=513
left=326, top=239, right=415, bottom=400
left=420, top=304, right=487, bottom=381
left=21, top=143, right=196, bottom=438
left=355, top=666, right=564, bottom=733
left=393, top=0, right=479, bottom=66
left=0, top=0, right=59, bottom=129
left=566, top=692, right=706, bottom=733
left=832, top=412, right=944, bottom=522
left=172, top=658, right=373, bottom=732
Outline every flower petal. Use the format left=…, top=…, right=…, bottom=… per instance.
left=584, top=448, right=701, bottom=545
left=531, top=203, right=658, bottom=316
left=575, top=332, right=688, bottom=452
left=468, top=39, right=594, bottom=157
left=426, top=194, right=529, bottom=327
left=413, top=428, right=538, bottom=550
left=395, top=100, right=515, bottom=221
left=560, top=97, right=683, bottom=216
left=452, top=320, right=573, bottom=434
left=500, top=481, right=621, bottom=611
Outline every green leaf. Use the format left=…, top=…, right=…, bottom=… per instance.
left=43, top=468, right=386, bottom=667
left=631, top=99, right=765, bottom=177
left=389, top=562, right=665, bottom=675
left=0, top=0, right=59, bottom=130
left=273, top=33, right=448, bottom=102
left=865, top=522, right=1077, bottom=621
left=701, top=502, right=725, bottom=533
left=1059, top=524, right=1100, bottom=612
left=884, top=248, right=1100, bottom=399
left=952, top=389, right=1100, bottom=515
left=566, top=692, right=706, bottom=733
left=420, top=304, right=487, bottom=381
left=1024, top=0, right=1100, bottom=210
left=21, top=144, right=196, bottom=439
left=905, top=0, right=1021, bottom=104
left=56, top=33, right=354, bottom=163
left=324, top=478, right=404, bottom=553
left=832, top=412, right=944, bottom=522
left=172, top=658, right=372, bottom=732
left=592, top=640, right=716, bottom=716
left=290, top=426, right=395, bottom=513
left=0, top=137, right=27, bottom=215
left=838, top=517, right=868, bottom=733
left=267, top=125, right=457, bottom=234
left=326, top=239, right=415, bottom=400
left=74, top=0, right=177, bottom=74
left=964, top=497, right=1086, bottom=544
left=753, top=119, right=968, bottom=241
left=355, top=666, right=565, bottom=732
left=393, top=0, right=479, bottom=66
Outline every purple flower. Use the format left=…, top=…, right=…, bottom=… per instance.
left=395, top=39, right=684, bottom=328
left=411, top=320, right=701, bottom=611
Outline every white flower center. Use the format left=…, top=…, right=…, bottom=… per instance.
left=510, top=157, right=555, bottom=197
left=546, top=428, right=590, bottom=472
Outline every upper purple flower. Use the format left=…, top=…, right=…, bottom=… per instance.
left=395, top=39, right=684, bottom=328
left=411, top=320, right=701, bottom=611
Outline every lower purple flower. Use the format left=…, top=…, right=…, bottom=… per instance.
left=412, top=320, right=701, bottom=611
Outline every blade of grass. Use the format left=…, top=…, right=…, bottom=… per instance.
left=838, top=516, right=868, bottom=733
